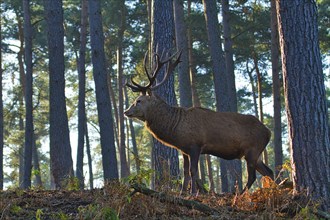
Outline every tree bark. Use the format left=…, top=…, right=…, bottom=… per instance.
left=16, top=14, right=25, bottom=187
left=88, top=0, right=119, bottom=181
left=85, top=122, right=93, bottom=189
left=270, top=0, right=282, bottom=181
left=22, top=0, right=34, bottom=189
left=44, top=0, right=74, bottom=189
left=277, top=0, right=330, bottom=211
left=221, top=0, right=242, bottom=192
left=203, top=0, right=241, bottom=193
left=124, top=86, right=140, bottom=173
left=0, top=7, right=3, bottom=190
left=205, top=155, right=214, bottom=192
left=32, top=136, right=42, bottom=187
left=253, top=54, right=269, bottom=166
left=117, top=1, right=129, bottom=178
left=173, top=0, right=192, bottom=108
left=187, top=0, right=206, bottom=185
left=76, top=0, right=88, bottom=190
left=151, top=0, right=180, bottom=187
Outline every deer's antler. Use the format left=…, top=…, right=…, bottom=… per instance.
left=126, top=50, right=182, bottom=95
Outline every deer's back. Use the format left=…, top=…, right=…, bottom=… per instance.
left=182, top=108, right=270, bottom=155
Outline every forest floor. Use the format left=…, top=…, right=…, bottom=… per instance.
left=0, top=179, right=327, bottom=220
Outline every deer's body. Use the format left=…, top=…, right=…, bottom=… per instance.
left=143, top=98, right=270, bottom=160
left=125, top=50, right=274, bottom=194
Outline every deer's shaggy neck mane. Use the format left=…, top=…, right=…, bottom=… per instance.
left=144, top=99, right=184, bottom=143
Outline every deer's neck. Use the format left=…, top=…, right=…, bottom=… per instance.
left=145, top=101, right=183, bottom=142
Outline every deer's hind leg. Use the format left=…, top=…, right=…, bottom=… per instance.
left=242, top=149, right=259, bottom=192
left=256, top=158, right=274, bottom=180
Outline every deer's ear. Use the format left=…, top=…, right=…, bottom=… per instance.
left=146, top=89, right=152, bottom=96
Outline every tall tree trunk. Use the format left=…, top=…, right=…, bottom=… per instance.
left=124, top=86, right=140, bottom=173
left=107, top=76, right=119, bottom=150
left=221, top=0, right=237, bottom=112
left=277, top=0, right=330, bottom=211
left=221, top=0, right=242, bottom=192
left=44, top=0, right=74, bottom=189
left=270, top=0, right=282, bottom=181
left=19, top=116, right=24, bottom=186
left=173, top=0, right=192, bottom=108
left=76, top=0, right=88, bottom=190
left=203, top=0, right=241, bottom=193
left=117, top=46, right=129, bottom=178
left=17, top=15, right=25, bottom=187
left=17, top=16, right=26, bottom=98
left=246, top=63, right=259, bottom=118
left=117, top=1, right=129, bottom=178
left=253, top=54, right=269, bottom=166
left=85, top=123, right=93, bottom=189
left=151, top=0, right=180, bottom=188
left=0, top=8, right=3, bottom=190
left=32, top=136, right=42, bottom=187
left=187, top=0, right=206, bottom=185
left=88, top=0, right=118, bottom=181
left=205, top=155, right=214, bottom=192
left=22, top=0, right=34, bottom=189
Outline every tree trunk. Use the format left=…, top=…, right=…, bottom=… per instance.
left=124, top=86, right=140, bottom=173
left=117, top=2, right=129, bottom=178
left=17, top=15, right=25, bottom=187
left=0, top=10, right=3, bottom=190
left=247, top=64, right=259, bottom=118
left=221, top=0, right=237, bottom=112
left=85, top=122, right=93, bottom=189
left=253, top=54, right=269, bottom=166
left=76, top=0, right=88, bottom=190
left=277, top=0, right=330, bottom=211
left=270, top=0, right=282, bottom=181
left=151, top=0, right=180, bottom=187
left=205, top=155, right=214, bottom=192
left=107, top=75, right=119, bottom=150
left=19, top=117, right=24, bottom=186
left=22, top=0, right=34, bottom=189
left=215, top=160, right=220, bottom=193
left=44, top=0, right=74, bottom=189
left=32, top=136, right=42, bottom=187
left=203, top=0, right=241, bottom=193
left=88, top=0, right=119, bottom=181
left=173, top=0, right=192, bottom=108
left=187, top=0, right=206, bottom=185
left=221, top=0, right=242, bottom=192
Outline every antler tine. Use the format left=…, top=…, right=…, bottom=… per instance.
left=151, top=50, right=182, bottom=91
left=143, top=50, right=152, bottom=81
left=125, top=76, right=147, bottom=94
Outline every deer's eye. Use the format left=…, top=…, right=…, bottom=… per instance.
left=136, top=100, right=141, bottom=105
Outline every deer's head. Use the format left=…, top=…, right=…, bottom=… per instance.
left=124, top=50, right=182, bottom=121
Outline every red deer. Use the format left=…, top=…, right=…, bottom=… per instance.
left=124, top=50, right=274, bottom=194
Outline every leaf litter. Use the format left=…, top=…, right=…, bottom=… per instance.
left=0, top=178, right=326, bottom=219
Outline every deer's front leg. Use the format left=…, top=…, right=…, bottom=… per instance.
left=181, top=154, right=190, bottom=194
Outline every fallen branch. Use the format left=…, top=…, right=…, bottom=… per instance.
left=130, top=183, right=220, bottom=215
